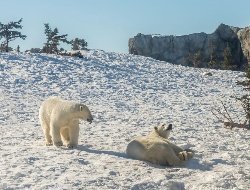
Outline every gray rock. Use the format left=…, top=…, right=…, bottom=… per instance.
left=237, top=26, right=250, bottom=64
left=129, top=24, right=250, bottom=70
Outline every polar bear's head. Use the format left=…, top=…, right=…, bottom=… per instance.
left=154, top=124, right=172, bottom=139
left=73, top=104, right=93, bottom=123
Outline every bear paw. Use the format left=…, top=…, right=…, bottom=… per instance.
left=66, top=143, right=77, bottom=149
left=185, top=149, right=194, bottom=159
left=54, top=141, right=63, bottom=147
left=178, top=151, right=194, bottom=161
left=178, top=151, right=188, bottom=161
left=46, top=142, right=53, bottom=146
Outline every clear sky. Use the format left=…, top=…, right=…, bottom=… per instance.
left=1, top=0, right=250, bottom=53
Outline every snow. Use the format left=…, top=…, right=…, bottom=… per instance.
left=0, top=50, right=249, bottom=189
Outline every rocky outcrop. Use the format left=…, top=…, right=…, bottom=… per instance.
left=129, top=24, right=250, bottom=70
left=237, top=26, right=250, bottom=64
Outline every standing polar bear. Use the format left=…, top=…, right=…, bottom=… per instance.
left=126, top=124, right=194, bottom=166
left=39, top=97, right=93, bottom=148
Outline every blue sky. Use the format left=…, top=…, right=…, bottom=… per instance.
left=1, top=0, right=250, bottom=53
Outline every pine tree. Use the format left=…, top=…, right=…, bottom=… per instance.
left=222, top=43, right=234, bottom=70
left=71, top=38, right=88, bottom=50
left=43, top=23, right=52, bottom=53
left=237, top=67, right=250, bottom=127
left=43, top=23, right=70, bottom=54
left=208, top=40, right=217, bottom=69
left=0, top=18, right=26, bottom=52
left=17, top=45, right=20, bottom=53
left=192, top=50, right=201, bottom=68
left=208, top=52, right=217, bottom=69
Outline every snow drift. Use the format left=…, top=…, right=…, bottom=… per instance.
left=0, top=50, right=249, bottom=189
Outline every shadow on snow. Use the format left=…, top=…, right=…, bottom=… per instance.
left=77, top=145, right=215, bottom=171
left=77, top=145, right=129, bottom=159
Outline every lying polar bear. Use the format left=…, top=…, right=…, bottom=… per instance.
left=39, top=97, right=93, bottom=148
left=126, top=124, right=194, bottom=166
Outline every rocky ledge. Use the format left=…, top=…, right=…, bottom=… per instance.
left=129, top=24, right=250, bottom=70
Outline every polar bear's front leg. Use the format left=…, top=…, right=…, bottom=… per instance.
left=66, top=122, right=79, bottom=148
left=51, top=123, right=63, bottom=146
left=60, top=127, right=70, bottom=144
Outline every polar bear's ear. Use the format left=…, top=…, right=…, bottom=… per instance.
left=80, top=105, right=84, bottom=111
left=167, top=124, right=172, bottom=130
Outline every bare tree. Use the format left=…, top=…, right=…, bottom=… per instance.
left=211, top=101, right=249, bottom=130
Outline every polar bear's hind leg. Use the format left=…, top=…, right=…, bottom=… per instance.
left=51, top=124, right=63, bottom=146
left=164, top=148, right=183, bottom=166
left=126, top=140, right=146, bottom=160
left=44, top=127, right=53, bottom=146
left=40, top=120, right=52, bottom=146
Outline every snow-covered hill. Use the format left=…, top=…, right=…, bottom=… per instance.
left=0, top=50, right=249, bottom=189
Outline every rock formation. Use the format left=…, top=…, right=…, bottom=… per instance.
left=237, top=26, right=250, bottom=64
left=129, top=24, right=250, bottom=70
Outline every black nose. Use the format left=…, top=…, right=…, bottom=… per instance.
left=87, top=118, right=93, bottom=123
left=167, top=124, right=172, bottom=130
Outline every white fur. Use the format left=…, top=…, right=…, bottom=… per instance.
left=126, top=124, right=194, bottom=166
left=39, top=97, right=93, bottom=148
